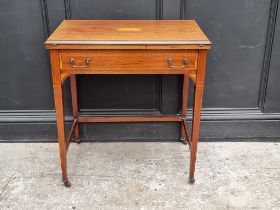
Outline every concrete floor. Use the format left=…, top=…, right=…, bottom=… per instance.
left=0, top=142, right=279, bottom=210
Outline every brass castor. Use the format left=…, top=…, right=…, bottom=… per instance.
left=75, top=139, right=81, bottom=144
left=64, top=181, right=71, bottom=188
left=189, top=178, right=195, bottom=184
left=182, top=140, right=188, bottom=145
left=180, top=138, right=188, bottom=145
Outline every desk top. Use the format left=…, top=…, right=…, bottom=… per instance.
left=45, top=20, right=211, bottom=49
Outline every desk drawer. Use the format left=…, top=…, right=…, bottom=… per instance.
left=59, top=50, right=198, bottom=72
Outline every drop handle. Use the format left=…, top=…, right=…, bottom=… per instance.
left=69, top=58, right=91, bottom=68
left=167, top=58, right=189, bottom=69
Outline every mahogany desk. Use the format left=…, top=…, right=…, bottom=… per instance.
left=45, top=20, right=211, bottom=187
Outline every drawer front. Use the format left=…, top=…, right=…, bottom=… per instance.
left=59, top=50, right=198, bottom=73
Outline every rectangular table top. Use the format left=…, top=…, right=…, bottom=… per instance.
left=45, top=20, right=211, bottom=48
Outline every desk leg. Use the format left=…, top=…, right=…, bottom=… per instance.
left=189, top=50, right=207, bottom=184
left=70, top=75, right=80, bottom=143
left=189, top=85, right=204, bottom=183
left=53, top=84, right=70, bottom=187
left=50, top=50, right=70, bottom=187
left=180, top=75, right=189, bottom=144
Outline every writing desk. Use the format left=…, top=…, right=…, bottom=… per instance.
left=45, top=20, right=211, bottom=187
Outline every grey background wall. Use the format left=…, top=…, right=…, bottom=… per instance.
left=0, top=0, right=280, bottom=141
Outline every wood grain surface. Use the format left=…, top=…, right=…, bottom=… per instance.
left=45, top=20, right=211, bottom=47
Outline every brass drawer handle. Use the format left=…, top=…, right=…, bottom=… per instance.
left=69, top=58, right=91, bottom=68
left=167, top=58, right=189, bottom=69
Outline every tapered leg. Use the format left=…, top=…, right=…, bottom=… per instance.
left=180, top=75, right=189, bottom=144
left=50, top=50, right=70, bottom=187
left=53, top=84, right=70, bottom=187
left=70, top=75, right=80, bottom=143
left=189, top=50, right=207, bottom=184
left=189, top=85, right=204, bottom=183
